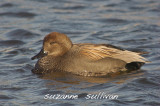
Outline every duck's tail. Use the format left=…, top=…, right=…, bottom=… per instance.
left=114, top=50, right=150, bottom=64
left=125, top=62, right=145, bottom=70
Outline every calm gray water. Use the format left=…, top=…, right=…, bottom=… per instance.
left=0, top=0, right=160, bottom=105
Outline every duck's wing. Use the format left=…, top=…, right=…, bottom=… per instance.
left=77, top=43, right=149, bottom=63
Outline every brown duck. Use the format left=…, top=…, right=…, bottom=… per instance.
left=31, top=32, right=149, bottom=76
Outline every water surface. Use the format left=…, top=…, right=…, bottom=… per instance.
left=0, top=0, right=160, bottom=105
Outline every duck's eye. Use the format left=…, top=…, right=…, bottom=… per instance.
left=50, top=42, right=56, bottom=45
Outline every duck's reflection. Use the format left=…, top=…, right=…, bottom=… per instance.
left=38, top=70, right=145, bottom=85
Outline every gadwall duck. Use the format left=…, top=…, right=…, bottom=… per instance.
left=31, top=32, right=149, bottom=76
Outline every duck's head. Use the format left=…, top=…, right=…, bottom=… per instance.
left=31, top=32, right=72, bottom=60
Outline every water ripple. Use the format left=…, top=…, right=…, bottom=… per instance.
left=6, top=29, right=39, bottom=40
left=0, top=12, right=36, bottom=18
left=0, top=40, right=25, bottom=47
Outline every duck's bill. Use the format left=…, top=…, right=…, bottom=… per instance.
left=31, top=49, right=48, bottom=60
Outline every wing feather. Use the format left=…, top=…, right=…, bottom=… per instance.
left=78, top=44, right=149, bottom=63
